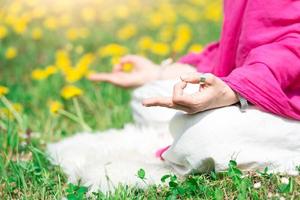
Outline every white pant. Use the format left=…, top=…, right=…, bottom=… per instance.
left=48, top=80, right=300, bottom=192
left=164, top=106, right=300, bottom=175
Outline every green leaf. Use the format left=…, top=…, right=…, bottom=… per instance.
left=177, top=186, right=185, bottom=195
left=161, top=174, right=171, bottom=183
left=137, top=168, right=146, bottom=180
left=170, top=175, right=177, bottom=182
left=229, top=160, right=237, bottom=168
left=77, top=186, right=88, bottom=195
left=169, top=181, right=178, bottom=188
left=214, top=188, right=223, bottom=200
left=278, top=177, right=293, bottom=194
left=66, top=194, right=77, bottom=200
left=278, top=183, right=290, bottom=193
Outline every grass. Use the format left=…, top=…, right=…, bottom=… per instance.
left=1, top=0, right=300, bottom=199
left=1, top=126, right=300, bottom=200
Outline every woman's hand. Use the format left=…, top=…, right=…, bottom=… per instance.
left=88, top=55, right=160, bottom=88
left=143, top=72, right=239, bottom=114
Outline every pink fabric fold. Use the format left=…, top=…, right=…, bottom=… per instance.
left=155, top=145, right=170, bottom=160
left=179, top=0, right=300, bottom=120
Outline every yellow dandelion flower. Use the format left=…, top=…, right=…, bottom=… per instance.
left=0, top=25, right=8, bottom=39
left=65, top=69, right=82, bottom=83
left=172, top=24, right=192, bottom=52
left=31, top=65, right=57, bottom=81
left=204, top=2, right=223, bottom=22
left=117, top=23, right=137, bottom=40
left=12, top=19, right=27, bottom=34
left=177, top=24, right=192, bottom=41
left=31, top=69, right=49, bottom=80
left=48, top=100, right=63, bottom=115
left=55, top=50, right=72, bottom=72
left=76, top=53, right=94, bottom=72
left=45, top=65, right=57, bottom=75
left=65, top=53, right=94, bottom=83
left=60, top=85, right=83, bottom=100
left=189, top=44, right=204, bottom=53
left=5, top=47, right=17, bottom=60
left=31, top=27, right=43, bottom=40
left=151, top=42, right=170, bottom=56
left=148, top=12, right=163, bottom=28
left=138, top=36, right=153, bottom=51
left=0, top=86, right=9, bottom=96
left=98, top=44, right=128, bottom=57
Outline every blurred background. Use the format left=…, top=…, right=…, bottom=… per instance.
left=0, top=0, right=223, bottom=198
left=0, top=0, right=222, bottom=139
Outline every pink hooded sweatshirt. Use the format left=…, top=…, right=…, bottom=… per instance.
left=179, top=0, right=300, bottom=120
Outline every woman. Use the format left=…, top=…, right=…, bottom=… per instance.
left=49, top=0, right=300, bottom=192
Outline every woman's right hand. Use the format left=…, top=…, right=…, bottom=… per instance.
left=88, top=55, right=160, bottom=88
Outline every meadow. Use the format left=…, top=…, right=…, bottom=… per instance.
left=0, top=0, right=300, bottom=199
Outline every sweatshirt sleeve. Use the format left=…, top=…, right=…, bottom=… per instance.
left=178, top=42, right=219, bottom=73
left=221, top=35, right=300, bottom=120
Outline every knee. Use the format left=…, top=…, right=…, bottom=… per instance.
left=169, top=112, right=191, bottom=140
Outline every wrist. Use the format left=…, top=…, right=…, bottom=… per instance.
left=224, top=85, right=239, bottom=105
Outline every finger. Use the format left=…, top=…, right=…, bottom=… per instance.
left=118, top=55, right=138, bottom=66
left=173, top=81, right=186, bottom=97
left=88, top=73, right=115, bottom=82
left=142, top=97, right=174, bottom=108
left=142, top=97, right=192, bottom=112
left=172, top=81, right=196, bottom=106
left=88, top=73, right=126, bottom=86
left=180, top=73, right=215, bottom=85
left=112, top=55, right=138, bottom=72
left=180, top=72, right=202, bottom=83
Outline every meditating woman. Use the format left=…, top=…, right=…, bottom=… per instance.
left=48, top=0, right=300, bottom=191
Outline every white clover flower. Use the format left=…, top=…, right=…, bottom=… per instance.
left=253, top=182, right=261, bottom=189
left=281, top=177, right=289, bottom=184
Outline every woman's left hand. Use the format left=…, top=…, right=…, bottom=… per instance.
left=142, top=72, right=239, bottom=114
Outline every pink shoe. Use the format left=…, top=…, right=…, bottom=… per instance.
left=155, top=145, right=170, bottom=160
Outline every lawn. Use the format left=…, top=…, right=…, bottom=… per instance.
left=0, top=0, right=300, bottom=199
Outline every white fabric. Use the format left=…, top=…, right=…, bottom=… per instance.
left=47, top=80, right=300, bottom=192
